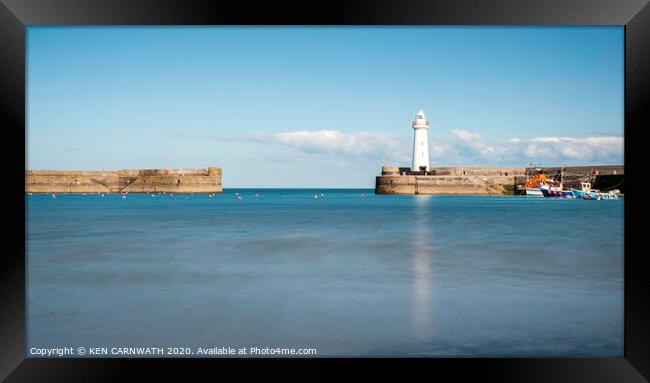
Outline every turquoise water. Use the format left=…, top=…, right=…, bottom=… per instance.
left=26, top=190, right=624, bottom=357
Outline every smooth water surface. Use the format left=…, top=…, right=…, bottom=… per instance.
left=27, top=190, right=624, bottom=356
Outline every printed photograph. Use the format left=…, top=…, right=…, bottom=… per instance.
left=26, top=26, right=624, bottom=357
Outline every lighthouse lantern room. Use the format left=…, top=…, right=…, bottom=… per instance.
left=411, top=109, right=430, bottom=173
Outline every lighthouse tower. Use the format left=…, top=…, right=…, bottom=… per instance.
left=411, top=109, right=430, bottom=173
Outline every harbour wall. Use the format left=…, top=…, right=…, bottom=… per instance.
left=514, top=165, right=624, bottom=193
left=25, top=167, right=222, bottom=194
left=375, top=174, right=517, bottom=195
left=376, top=165, right=624, bottom=195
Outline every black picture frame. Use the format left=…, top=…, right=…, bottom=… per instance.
left=1, top=0, right=648, bottom=381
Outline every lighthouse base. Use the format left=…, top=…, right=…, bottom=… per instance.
left=375, top=166, right=525, bottom=195
left=375, top=175, right=516, bottom=195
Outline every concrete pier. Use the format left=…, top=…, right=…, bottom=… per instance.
left=25, top=166, right=222, bottom=194
left=375, top=165, right=624, bottom=195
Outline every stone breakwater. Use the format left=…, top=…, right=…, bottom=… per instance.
left=375, top=165, right=624, bottom=195
left=375, top=166, right=523, bottom=195
left=26, top=167, right=222, bottom=194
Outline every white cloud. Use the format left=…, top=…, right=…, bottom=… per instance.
left=431, top=130, right=623, bottom=165
left=522, top=136, right=623, bottom=164
left=451, top=129, right=481, bottom=142
left=531, top=137, right=565, bottom=143
left=249, top=130, right=409, bottom=163
left=514, top=135, right=624, bottom=164
left=245, top=129, right=623, bottom=167
left=450, top=129, right=506, bottom=159
left=524, top=143, right=555, bottom=159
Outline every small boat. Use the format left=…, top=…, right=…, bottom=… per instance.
left=523, top=168, right=550, bottom=196
left=571, top=182, right=593, bottom=199
left=536, top=167, right=577, bottom=198
left=539, top=171, right=574, bottom=198
left=540, top=184, right=576, bottom=198
left=525, top=188, right=543, bottom=196
left=571, top=182, right=621, bottom=200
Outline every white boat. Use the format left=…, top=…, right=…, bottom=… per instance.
left=523, top=168, right=550, bottom=197
left=525, top=188, right=543, bottom=196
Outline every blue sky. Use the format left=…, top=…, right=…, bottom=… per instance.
left=27, top=26, right=623, bottom=187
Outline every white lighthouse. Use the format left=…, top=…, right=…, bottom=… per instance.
left=411, top=109, right=430, bottom=173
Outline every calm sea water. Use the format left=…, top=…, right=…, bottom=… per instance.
left=27, top=190, right=624, bottom=357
